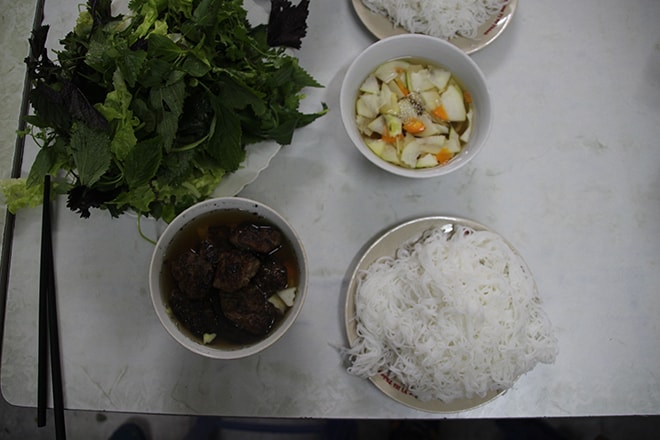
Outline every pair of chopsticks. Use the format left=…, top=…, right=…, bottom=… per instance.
left=37, top=175, right=66, bottom=439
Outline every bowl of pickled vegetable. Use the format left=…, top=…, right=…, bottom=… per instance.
left=340, top=34, right=492, bottom=178
left=149, top=197, right=308, bottom=359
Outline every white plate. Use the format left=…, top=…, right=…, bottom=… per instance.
left=345, top=216, right=519, bottom=412
left=352, top=0, right=518, bottom=54
left=211, top=141, right=281, bottom=197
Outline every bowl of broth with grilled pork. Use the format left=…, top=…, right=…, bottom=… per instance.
left=149, top=197, right=308, bottom=359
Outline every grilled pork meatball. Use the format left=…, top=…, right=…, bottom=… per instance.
left=169, top=289, right=218, bottom=337
left=212, top=248, right=261, bottom=292
left=220, top=285, right=277, bottom=336
left=229, top=222, right=282, bottom=254
left=253, top=258, right=288, bottom=295
left=169, top=249, right=214, bottom=300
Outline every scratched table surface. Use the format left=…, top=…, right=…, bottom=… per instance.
left=2, top=0, right=660, bottom=418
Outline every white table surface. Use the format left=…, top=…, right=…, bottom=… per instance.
left=2, top=0, right=660, bottom=418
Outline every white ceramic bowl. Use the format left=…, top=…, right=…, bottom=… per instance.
left=149, top=197, right=308, bottom=359
left=340, top=34, right=492, bottom=178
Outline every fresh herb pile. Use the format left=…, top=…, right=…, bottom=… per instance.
left=1, top=0, right=326, bottom=222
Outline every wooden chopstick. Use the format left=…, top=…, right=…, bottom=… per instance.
left=37, top=175, right=67, bottom=439
left=37, top=176, right=50, bottom=426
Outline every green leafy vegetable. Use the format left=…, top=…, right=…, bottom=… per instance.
left=3, top=0, right=327, bottom=222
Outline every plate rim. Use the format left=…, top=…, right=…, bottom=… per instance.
left=344, top=215, right=530, bottom=412
left=210, top=141, right=282, bottom=197
left=351, top=0, right=518, bottom=54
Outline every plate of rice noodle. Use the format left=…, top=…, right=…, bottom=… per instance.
left=343, top=216, right=558, bottom=412
left=352, top=0, right=518, bottom=54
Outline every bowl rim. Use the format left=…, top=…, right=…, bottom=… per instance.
left=340, top=34, right=492, bottom=178
left=148, top=196, right=309, bottom=360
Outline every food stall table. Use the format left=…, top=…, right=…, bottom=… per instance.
left=2, top=0, right=660, bottom=419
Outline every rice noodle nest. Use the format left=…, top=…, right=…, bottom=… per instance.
left=346, top=225, right=558, bottom=403
left=361, top=0, right=508, bottom=40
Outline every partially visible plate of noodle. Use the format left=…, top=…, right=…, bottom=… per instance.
left=351, top=0, right=518, bottom=54
left=344, top=216, right=558, bottom=412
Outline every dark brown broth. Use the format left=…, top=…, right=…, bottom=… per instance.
left=161, top=209, right=299, bottom=348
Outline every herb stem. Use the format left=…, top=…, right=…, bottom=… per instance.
left=137, top=214, right=157, bottom=245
